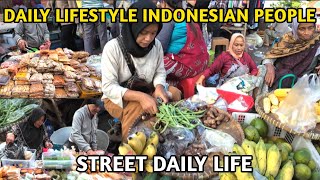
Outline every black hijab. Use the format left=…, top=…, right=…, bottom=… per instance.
left=120, top=0, right=163, bottom=57
left=19, top=108, right=46, bottom=149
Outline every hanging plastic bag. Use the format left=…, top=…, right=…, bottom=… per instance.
left=276, top=74, right=320, bottom=133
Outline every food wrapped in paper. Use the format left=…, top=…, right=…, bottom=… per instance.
left=12, top=85, right=30, bottom=95
left=30, top=73, right=43, bottom=83
left=79, top=65, right=89, bottom=72
left=18, top=67, right=28, bottom=73
left=29, top=57, right=39, bottom=67
left=0, top=80, right=14, bottom=97
left=65, top=82, right=79, bottom=93
left=72, top=51, right=89, bottom=59
left=82, top=77, right=95, bottom=90
left=19, top=57, right=30, bottom=68
left=0, top=69, right=9, bottom=76
left=63, top=65, right=76, bottom=72
left=56, top=48, right=65, bottom=56
left=43, top=73, right=54, bottom=80
left=44, top=84, right=55, bottom=93
left=30, top=83, right=44, bottom=94
left=64, top=71, right=77, bottom=79
left=49, top=53, right=59, bottom=61
left=66, top=91, right=79, bottom=98
left=1, top=60, right=19, bottom=69
left=70, top=59, right=80, bottom=67
left=14, top=80, right=30, bottom=85
left=53, top=75, right=66, bottom=86
left=13, top=72, right=31, bottom=81
left=55, top=88, right=68, bottom=98
left=28, top=67, right=38, bottom=75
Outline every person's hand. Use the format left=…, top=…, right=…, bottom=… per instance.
left=153, top=85, right=169, bottom=103
left=45, top=141, right=53, bottom=149
left=86, top=149, right=96, bottom=155
left=315, top=65, right=320, bottom=75
left=139, top=93, right=158, bottom=115
left=265, top=63, right=275, bottom=87
left=196, top=75, right=205, bottom=86
left=18, top=39, right=27, bottom=51
left=6, top=133, right=15, bottom=144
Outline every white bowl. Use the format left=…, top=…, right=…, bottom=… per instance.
left=233, top=23, right=243, bottom=27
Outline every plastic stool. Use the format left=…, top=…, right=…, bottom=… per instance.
left=278, top=74, right=297, bottom=88
left=211, top=37, right=229, bottom=53
left=178, top=73, right=202, bottom=99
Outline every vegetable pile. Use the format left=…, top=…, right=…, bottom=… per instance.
left=154, top=102, right=206, bottom=133
left=200, top=106, right=230, bottom=129
left=0, top=99, right=39, bottom=128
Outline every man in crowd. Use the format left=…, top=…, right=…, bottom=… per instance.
left=65, top=99, right=102, bottom=155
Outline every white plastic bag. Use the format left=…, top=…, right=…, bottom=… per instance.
left=276, top=74, right=320, bottom=133
left=196, top=85, right=219, bottom=104
left=201, top=129, right=236, bottom=154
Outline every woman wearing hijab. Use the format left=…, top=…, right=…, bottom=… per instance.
left=156, top=0, right=209, bottom=85
left=263, top=18, right=320, bottom=90
left=196, top=33, right=258, bottom=87
left=102, top=0, right=181, bottom=140
left=10, top=108, right=53, bottom=159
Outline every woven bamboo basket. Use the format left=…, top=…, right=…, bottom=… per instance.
left=128, top=106, right=244, bottom=179
left=255, top=92, right=320, bottom=140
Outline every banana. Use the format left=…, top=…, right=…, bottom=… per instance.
left=135, top=131, right=147, bottom=148
left=219, top=172, right=237, bottom=180
left=235, top=165, right=255, bottom=180
left=275, top=160, right=294, bottom=180
left=147, top=131, right=159, bottom=147
left=255, top=138, right=267, bottom=175
left=118, top=143, right=136, bottom=155
left=145, top=160, right=153, bottom=173
left=233, top=144, right=246, bottom=155
left=242, top=139, right=258, bottom=170
left=128, top=136, right=144, bottom=155
left=265, top=145, right=281, bottom=178
left=142, top=143, right=157, bottom=159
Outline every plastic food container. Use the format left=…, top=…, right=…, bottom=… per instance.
left=42, top=151, right=74, bottom=169
left=1, top=149, right=36, bottom=168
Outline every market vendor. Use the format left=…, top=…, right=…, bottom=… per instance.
left=102, top=0, right=182, bottom=140
left=0, top=133, right=15, bottom=159
left=65, top=99, right=101, bottom=155
left=264, top=18, right=320, bottom=90
left=10, top=108, right=53, bottom=159
left=13, top=22, right=51, bottom=52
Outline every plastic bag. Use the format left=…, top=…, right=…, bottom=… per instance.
left=201, top=129, right=236, bottom=154
left=213, top=97, right=228, bottom=112
left=196, top=85, right=219, bottom=104
left=158, top=127, right=195, bottom=159
left=220, top=74, right=258, bottom=94
left=276, top=74, right=320, bottom=133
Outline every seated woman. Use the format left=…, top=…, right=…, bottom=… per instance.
left=156, top=0, right=209, bottom=84
left=9, top=108, right=53, bottom=159
left=196, top=33, right=258, bottom=87
left=264, top=19, right=320, bottom=90
left=102, top=0, right=181, bottom=140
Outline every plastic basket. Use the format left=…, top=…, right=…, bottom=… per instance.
left=42, top=151, right=74, bottom=169
left=232, top=112, right=320, bottom=172
left=1, top=149, right=36, bottom=168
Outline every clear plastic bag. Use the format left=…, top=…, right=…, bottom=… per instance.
left=201, top=129, right=236, bottom=154
left=158, top=127, right=195, bottom=159
left=276, top=74, right=320, bottom=133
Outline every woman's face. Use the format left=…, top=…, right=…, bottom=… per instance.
left=232, top=36, right=245, bottom=55
left=34, top=116, right=45, bottom=128
left=297, top=23, right=315, bottom=41
left=136, top=24, right=159, bottom=48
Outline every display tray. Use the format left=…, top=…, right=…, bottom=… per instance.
left=255, top=92, right=320, bottom=140
left=127, top=102, right=244, bottom=179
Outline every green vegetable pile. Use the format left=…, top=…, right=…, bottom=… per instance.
left=154, top=102, right=206, bottom=133
left=0, top=99, right=39, bottom=128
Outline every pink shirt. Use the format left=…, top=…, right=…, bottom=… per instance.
left=203, top=52, right=258, bottom=78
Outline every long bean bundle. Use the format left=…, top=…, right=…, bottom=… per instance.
left=154, top=102, right=206, bottom=133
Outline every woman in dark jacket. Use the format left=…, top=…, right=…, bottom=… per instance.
left=11, top=108, right=53, bottom=159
